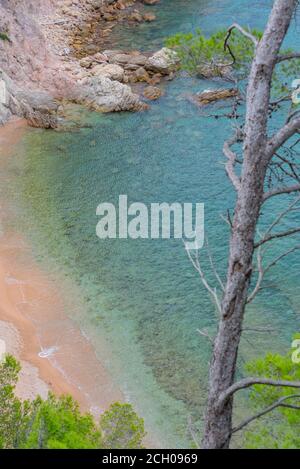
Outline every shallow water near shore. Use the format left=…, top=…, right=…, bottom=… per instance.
left=1, top=0, right=300, bottom=447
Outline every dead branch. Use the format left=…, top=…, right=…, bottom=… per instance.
left=266, top=117, right=300, bottom=160
left=247, top=243, right=300, bottom=302
left=247, top=246, right=263, bottom=303
left=220, top=209, right=233, bottom=229
left=262, top=195, right=300, bottom=235
left=242, top=326, right=276, bottom=334
left=206, top=240, right=225, bottom=292
left=225, top=23, right=259, bottom=48
left=276, top=52, right=300, bottom=63
left=223, top=131, right=242, bottom=191
left=197, top=328, right=214, bottom=344
left=187, top=416, right=200, bottom=448
left=263, top=184, right=300, bottom=202
left=254, top=227, right=300, bottom=248
left=185, top=243, right=222, bottom=315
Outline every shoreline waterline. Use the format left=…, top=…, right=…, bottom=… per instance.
left=0, top=120, right=123, bottom=418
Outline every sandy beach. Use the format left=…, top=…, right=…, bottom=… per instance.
left=0, top=119, right=122, bottom=415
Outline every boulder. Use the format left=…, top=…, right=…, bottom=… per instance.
left=143, top=13, right=156, bottom=22
left=195, top=88, right=239, bottom=105
left=79, top=75, right=148, bottom=112
left=142, top=0, right=160, bottom=4
left=146, top=48, right=179, bottom=74
left=11, top=90, right=59, bottom=128
left=197, top=63, right=233, bottom=80
left=109, top=53, right=148, bottom=67
left=128, top=11, right=144, bottom=22
left=91, top=63, right=124, bottom=82
left=143, top=86, right=163, bottom=101
left=0, top=70, right=59, bottom=128
left=130, top=67, right=150, bottom=83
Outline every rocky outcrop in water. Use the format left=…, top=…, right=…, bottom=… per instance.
left=0, top=0, right=167, bottom=128
left=146, top=48, right=180, bottom=75
left=79, top=75, right=148, bottom=112
left=195, top=88, right=239, bottom=106
left=0, top=70, right=59, bottom=128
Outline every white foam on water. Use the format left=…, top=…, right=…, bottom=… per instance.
left=38, top=345, right=59, bottom=358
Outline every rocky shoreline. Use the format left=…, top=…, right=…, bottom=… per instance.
left=0, top=0, right=179, bottom=129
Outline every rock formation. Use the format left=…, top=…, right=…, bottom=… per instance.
left=0, top=0, right=174, bottom=128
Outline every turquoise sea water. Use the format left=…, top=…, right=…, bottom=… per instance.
left=2, top=0, right=300, bottom=447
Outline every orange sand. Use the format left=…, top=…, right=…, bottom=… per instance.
left=0, top=119, right=122, bottom=416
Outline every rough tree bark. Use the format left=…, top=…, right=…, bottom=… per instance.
left=202, top=0, right=300, bottom=449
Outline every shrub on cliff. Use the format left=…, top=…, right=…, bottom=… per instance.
left=0, top=32, right=11, bottom=42
left=243, top=338, right=300, bottom=448
left=100, top=402, right=145, bottom=449
left=165, top=28, right=261, bottom=78
left=0, top=355, right=145, bottom=449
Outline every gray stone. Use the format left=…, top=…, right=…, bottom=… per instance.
left=79, top=75, right=148, bottom=112
left=146, top=48, right=179, bottom=74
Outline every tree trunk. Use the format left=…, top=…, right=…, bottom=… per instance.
left=202, top=0, right=298, bottom=449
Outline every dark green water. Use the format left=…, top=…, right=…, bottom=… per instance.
left=2, top=0, right=300, bottom=447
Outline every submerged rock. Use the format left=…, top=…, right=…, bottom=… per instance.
left=143, top=86, right=163, bottom=101
left=195, top=88, right=239, bottom=105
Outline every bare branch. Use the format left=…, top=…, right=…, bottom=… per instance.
left=184, top=243, right=222, bottom=315
left=219, top=378, right=300, bottom=408
left=187, top=416, right=200, bottom=448
left=252, top=195, right=300, bottom=249
left=197, top=328, right=214, bottom=344
left=262, top=195, right=300, bottom=235
left=226, top=23, right=259, bottom=47
left=264, top=244, right=300, bottom=271
left=280, top=403, right=300, bottom=410
left=266, top=117, right=300, bottom=160
left=263, top=184, right=300, bottom=202
left=206, top=240, right=225, bottom=292
left=276, top=52, right=300, bottom=63
left=254, top=227, right=300, bottom=248
left=246, top=246, right=263, bottom=303
left=247, top=243, right=300, bottom=302
left=242, top=326, right=276, bottom=334
left=231, top=394, right=300, bottom=434
left=220, top=209, right=233, bottom=229
left=223, top=131, right=242, bottom=191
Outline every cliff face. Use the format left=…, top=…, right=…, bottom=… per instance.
left=0, top=1, right=167, bottom=127
left=0, top=0, right=75, bottom=126
left=0, top=0, right=76, bottom=94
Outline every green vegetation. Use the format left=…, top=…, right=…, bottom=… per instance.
left=0, top=32, right=10, bottom=42
left=165, top=28, right=300, bottom=96
left=100, top=402, right=145, bottom=449
left=165, top=28, right=261, bottom=77
left=0, top=355, right=145, bottom=449
left=244, top=337, right=300, bottom=449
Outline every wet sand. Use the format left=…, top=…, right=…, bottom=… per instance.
left=0, top=118, right=122, bottom=416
